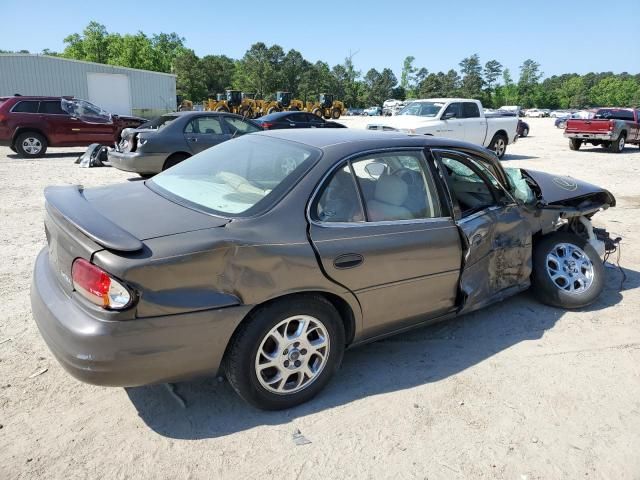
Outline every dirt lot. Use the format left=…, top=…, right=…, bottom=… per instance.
left=1, top=118, right=639, bottom=479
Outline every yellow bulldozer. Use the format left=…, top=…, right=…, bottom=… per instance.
left=310, top=93, right=345, bottom=119
left=205, top=90, right=255, bottom=118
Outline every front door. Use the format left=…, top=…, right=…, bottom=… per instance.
left=308, top=149, right=462, bottom=340
left=432, top=149, right=532, bottom=312
left=183, top=115, right=229, bottom=154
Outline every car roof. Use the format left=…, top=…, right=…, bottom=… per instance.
left=256, top=111, right=306, bottom=121
left=0, top=96, right=69, bottom=101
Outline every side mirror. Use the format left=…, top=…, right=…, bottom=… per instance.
left=442, top=111, right=456, bottom=120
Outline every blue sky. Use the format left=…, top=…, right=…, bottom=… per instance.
left=2, top=0, right=639, bottom=79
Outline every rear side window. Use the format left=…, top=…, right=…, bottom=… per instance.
left=12, top=101, right=39, bottom=113
left=38, top=101, right=66, bottom=115
left=463, top=102, right=480, bottom=118
left=315, top=166, right=364, bottom=223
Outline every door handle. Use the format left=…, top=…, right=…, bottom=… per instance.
left=187, top=137, right=198, bottom=142
left=333, top=253, right=364, bottom=269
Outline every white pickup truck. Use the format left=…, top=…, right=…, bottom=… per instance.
left=367, top=98, right=519, bottom=159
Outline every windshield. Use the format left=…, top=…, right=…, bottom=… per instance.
left=139, top=115, right=179, bottom=130
left=61, top=98, right=112, bottom=124
left=397, top=101, right=444, bottom=117
left=150, top=135, right=319, bottom=216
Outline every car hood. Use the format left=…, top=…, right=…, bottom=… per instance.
left=82, top=182, right=230, bottom=244
left=114, top=114, right=148, bottom=123
left=523, top=169, right=616, bottom=206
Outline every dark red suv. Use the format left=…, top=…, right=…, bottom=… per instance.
left=0, top=96, right=146, bottom=158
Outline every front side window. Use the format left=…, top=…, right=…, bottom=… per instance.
left=397, top=101, right=444, bottom=117
left=436, top=152, right=496, bottom=216
left=151, top=135, right=318, bottom=216
left=224, top=117, right=261, bottom=135
left=12, top=101, right=39, bottom=113
left=61, top=99, right=111, bottom=123
left=442, top=103, right=462, bottom=119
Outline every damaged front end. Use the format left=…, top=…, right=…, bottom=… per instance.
left=520, top=169, right=619, bottom=256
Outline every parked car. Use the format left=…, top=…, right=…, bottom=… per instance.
left=0, top=95, right=146, bottom=158
left=367, top=98, right=518, bottom=159
left=565, top=108, right=640, bottom=153
left=254, top=111, right=346, bottom=130
left=108, top=111, right=262, bottom=176
left=555, top=115, right=574, bottom=129
left=517, top=119, right=530, bottom=137
left=525, top=109, right=547, bottom=118
left=32, top=129, right=617, bottom=410
left=550, top=110, right=573, bottom=118
left=363, top=106, right=382, bottom=116
left=345, top=108, right=363, bottom=116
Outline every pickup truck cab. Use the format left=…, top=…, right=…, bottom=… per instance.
left=564, top=108, right=640, bottom=153
left=367, top=98, right=518, bottom=159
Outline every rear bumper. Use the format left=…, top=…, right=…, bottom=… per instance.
left=108, top=150, right=167, bottom=174
left=31, top=248, right=251, bottom=387
left=564, top=132, right=614, bottom=141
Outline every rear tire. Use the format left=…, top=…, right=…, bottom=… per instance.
left=162, top=153, right=189, bottom=171
left=521, top=127, right=529, bottom=137
left=15, top=132, right=48, bottom=158
left=313, top=108, right=323, bottom=118
left=331, top=108, right=341, bottom=119
left=489, top=133, right=508, bottom=159
left=569, top=138, right=582, bottom=151
left=225, top=295, right=345, bottom=410
left=531, top=232, right=604, bottom=309
left=215, top=106, right=229, bottom=113
left=609, top=134, right=625, bottom=153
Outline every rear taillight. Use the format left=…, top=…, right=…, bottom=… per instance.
left=260, top=122, right=274, bottom=129
left=609, top=121, right=614, bottom=130
left=71, top=258, right=132, bottom=310
left=0, top=113, right=7, bottom=124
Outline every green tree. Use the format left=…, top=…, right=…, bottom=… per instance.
left=281, top=49, right=305, bottom=97
left=173, top=49, right=207, bottom=101
left=459, top=54, right=483, bottom=98
left=517, top=59, right=542, bottom=107
left=201, top=55, right=235, bottom=96
left=400, top=56, right=416, bottom=90
left=62, top=21, right=110, bottom=63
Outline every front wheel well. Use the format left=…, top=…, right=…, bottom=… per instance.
left=494, top=129, right=508, bottom=141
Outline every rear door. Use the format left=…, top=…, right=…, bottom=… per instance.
left=183, top=115, right=229, bottom=154
left=309, top=149, right=462, bottom=339
left=432, top=149, right=532, bottom=312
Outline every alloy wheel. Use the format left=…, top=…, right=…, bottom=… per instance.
left=545, top=243, right=595, bottom=294
left=22, top=137, right=42, bottom=155
left=255, top=315, right=330, bottom=395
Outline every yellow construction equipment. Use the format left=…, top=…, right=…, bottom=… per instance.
left=206, top=90, right=255, bottom=118
left=310, top=93, right=345, bottom=119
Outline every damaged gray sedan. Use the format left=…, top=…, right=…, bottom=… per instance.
left=31, top=130, right=617, bottom=410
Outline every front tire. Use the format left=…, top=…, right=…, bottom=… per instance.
left=521, top=127, right=529, bottom=137
left=15, top=132, right=48, bottom=158
left=531, top=232, right=604, bottom=309
left=489, top=133, right=508, bottom=159
left=569, top=138, right=582, bottom=150
left=225, top=295, right=345, bottom=410
left=331, top=108, right=341, bottom=119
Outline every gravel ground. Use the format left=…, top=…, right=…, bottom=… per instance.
left=1, top=118, right=639, bottom=479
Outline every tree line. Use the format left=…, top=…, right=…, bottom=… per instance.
left=3, top=21, right=640, bottom=109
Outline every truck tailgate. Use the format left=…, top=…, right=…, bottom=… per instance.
left=566, top=119, right=613, bottom=134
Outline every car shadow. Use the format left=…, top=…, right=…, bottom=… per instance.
left=126, top=265, right=639, bottom=439
left=502, top=154, right=539, bottom=160
left=575, top=147, right=640, bottom=155
left=6, top=152, right=83, bottom=159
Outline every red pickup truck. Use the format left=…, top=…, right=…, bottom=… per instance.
left=564, top=108, right=640, bottom=153
left=0, top=96, right=146, bottom=158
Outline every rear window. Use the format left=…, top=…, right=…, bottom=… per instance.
left=595, top=109, right=635, bottom=121
left=149, top=135, right=319, bottom=216
left=38, top=101, right=66, bottom=115
left=12, top=101, right=39, bottom=113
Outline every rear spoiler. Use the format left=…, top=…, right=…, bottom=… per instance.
left=44, top=186, right=144, bottom=252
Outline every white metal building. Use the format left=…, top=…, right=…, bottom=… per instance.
left=0, top=54, right=176, bottom=118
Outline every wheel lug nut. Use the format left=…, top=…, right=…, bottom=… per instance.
left=301, top=349, right=307, bottom=355
left=284, top=360, right=289, bottom=367
left=283, top=349, right=288, bottom=355
left=294, top=360, right=301, bottom=367
left=294, top=342, right=300, bottom=348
